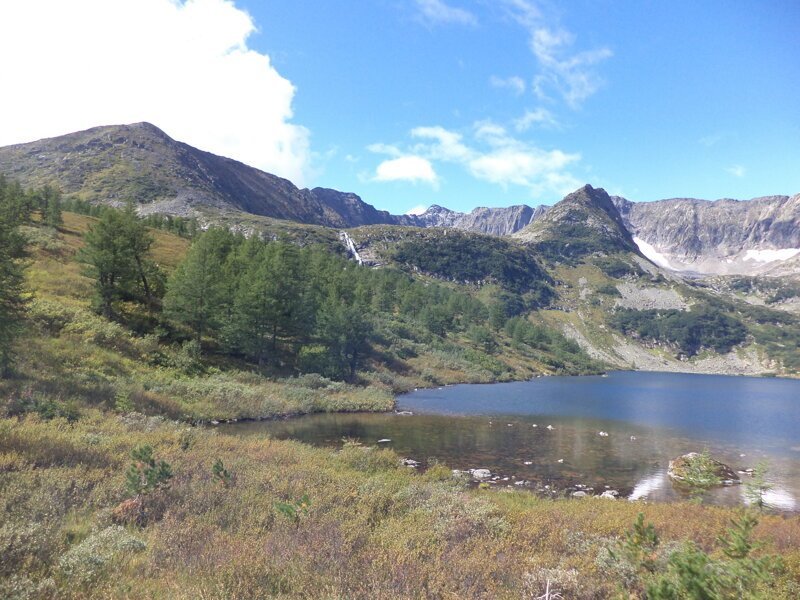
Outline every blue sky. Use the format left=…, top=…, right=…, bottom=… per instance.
left=237, top=0, right=800, bottom=213
left=1, top=1, right=798, bottom=215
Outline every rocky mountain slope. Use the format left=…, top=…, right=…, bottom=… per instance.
left=0, top=122, right=400, bottom=228
left=2, top=122, right=798, bottom=277
left=614, top=195, right=800, bottom=275
left=402, top=203, right=548, bottom=236
left=513, top=184, right=641, bottom=259
left=0, top=123, right=550, bottom=235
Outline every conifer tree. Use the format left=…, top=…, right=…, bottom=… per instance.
left=0, top=178, right=29, bottom=375
left=163, top=228, right=231, bottom=343
left=78, top=205, right=159, bottom=317
left=41, top=184, right=63, bottom=228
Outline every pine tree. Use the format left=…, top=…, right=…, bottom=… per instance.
left=315, top=287, right=373, bottom=381
left=0, top=180, right=28, bottom=375
left=42, top=185, right=63, bottom=228
left=163, top=229, right=231, bottom=343
left=78, top=209, right=138, bottom=318
left=119, top=203, right=161, bottom=305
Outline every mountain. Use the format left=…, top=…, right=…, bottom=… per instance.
left=0, top=122, right=551, bottom=235
left=513, top=184, right=641, bottom=259
left=613, top=194, right=800, bottom=275
left=0, top=122, right=401, bottom=228
left=403, top=204, right=548, bottom=236
left=2, top=123, right=798, bottom=277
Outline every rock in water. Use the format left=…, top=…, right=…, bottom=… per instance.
left=668, top=452, right=740, bottom=486
left=470, top=468, right=492, bottom=480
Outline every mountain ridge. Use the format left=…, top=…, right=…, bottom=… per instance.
left=1, top=122, right=798, bottom=275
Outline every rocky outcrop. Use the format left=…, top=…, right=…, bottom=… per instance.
left=401, top=203, right=548, bottom=236
left=613, top=194, right=800, bottom=275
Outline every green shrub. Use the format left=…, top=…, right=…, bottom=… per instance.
left=125, top=445, right=172, bottom=497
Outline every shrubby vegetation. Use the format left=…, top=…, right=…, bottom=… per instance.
left=1, top=412, right=797, bottom=599
left=610, top=305, right=748, bottom=356
left=504, top=316, right=599, bottom=374
left=391, top=231, right=553, bottom=302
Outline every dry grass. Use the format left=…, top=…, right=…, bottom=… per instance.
left=1, top=412, right=798, bottom=599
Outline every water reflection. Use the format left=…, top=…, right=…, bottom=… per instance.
left=223, top=372, right=800, bottom=511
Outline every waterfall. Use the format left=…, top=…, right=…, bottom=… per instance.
left=339, top=231, right=363, bottom=265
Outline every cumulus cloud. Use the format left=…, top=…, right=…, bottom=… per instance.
left=373, top=121, right=580, bottom=198
left=503, top=0, right=612, bottom=108
left=415, top=0, right=477, bottom=26
left=490, top=75, right=526, bottom=95
left=0, top=0, right=311, bottom=184
left=374, top=156, right=439, bottom=186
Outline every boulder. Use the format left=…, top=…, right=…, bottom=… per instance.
left=470, top=468, right=492, bottom=480
left=668, top=452, right=740, bottom=486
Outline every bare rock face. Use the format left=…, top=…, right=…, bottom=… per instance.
left=402, top=203, right=548, bottom=236
left=613, top=194, right=800, bottom=275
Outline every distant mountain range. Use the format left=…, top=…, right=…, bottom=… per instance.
left=1, top=122, right=798, bottom=276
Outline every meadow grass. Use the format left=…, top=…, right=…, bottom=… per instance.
left=2, top=411, right=799, bottom=599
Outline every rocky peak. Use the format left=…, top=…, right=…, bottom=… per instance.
left=513, top=184, right=640, bottom=258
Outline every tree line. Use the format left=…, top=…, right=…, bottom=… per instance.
left=0, top=176, right=67, bottom=374
left=73, top=207, right=531, bottom=380
left=0, top=176, right=593, bottom=381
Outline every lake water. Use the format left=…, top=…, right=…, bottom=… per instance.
left=225, top=372, right=800, bottom=510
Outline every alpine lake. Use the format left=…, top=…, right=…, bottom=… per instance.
left=224, top=372, right=800, bottom=511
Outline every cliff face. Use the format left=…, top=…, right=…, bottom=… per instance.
left=402, top=204, right=548, bottom=236
left=613, top=194, right=800, bottom=275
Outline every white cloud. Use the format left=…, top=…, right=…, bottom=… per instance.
left=726, top=165, right=746, bottom=178
left=367, top=143, right=404, bottom=157
left=406, top=204, right=429, bottom=215
left=374, top=156, right=439, bottom=185
left=0, top=0, right=311, bottom=184
left=490, top=75, right=526, bottom=95
left=503, top=0, right=612, bottom=108
left=411, top=126, right=473, bottom=161
left=374, top=121, right=581, bottom=198
left=415, top=0, right=477, bottom=26
left=514, top=108, right=559, bottom=131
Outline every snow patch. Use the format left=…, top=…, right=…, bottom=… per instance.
left=743, top=248, right=800, bottom=263
left=633, top=237, right=675, bottom=270
left=405, top=205, right=428, bottom=216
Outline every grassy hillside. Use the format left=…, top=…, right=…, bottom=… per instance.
left=2, top=212, right=800, bottom=598
left=1, top=212, right=600, bottom=424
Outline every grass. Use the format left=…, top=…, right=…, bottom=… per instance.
left=2, top=411, right=798, bottom=599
